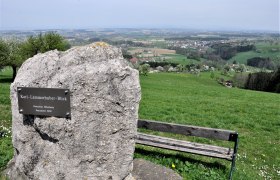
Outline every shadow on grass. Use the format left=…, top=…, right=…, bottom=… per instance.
left=0, top=77, right=13, bottom=83
left=135, top=147, right=227, bottom=171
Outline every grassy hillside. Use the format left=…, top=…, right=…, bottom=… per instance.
left=1, top=68, right=280, bottom=179
left=136, top=72, right=280, bottom=179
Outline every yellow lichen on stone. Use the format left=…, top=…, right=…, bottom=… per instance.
left=92, top=42, right=109, bottom=48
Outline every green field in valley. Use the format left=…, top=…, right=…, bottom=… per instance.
left=163, top=54, right=200, bottom=65
left=1, top=68, right=280, bottom=179
left=229, top=42, right=280, bottom=64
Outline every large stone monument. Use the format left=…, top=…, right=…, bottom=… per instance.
left=6, top=42, right=141, bottom=180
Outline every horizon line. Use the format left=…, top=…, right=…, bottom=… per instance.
left=1, top=27, right=279, bottom=34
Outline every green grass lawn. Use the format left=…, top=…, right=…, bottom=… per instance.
left=0, top=67, right=13, bottom=172
left=1, top=68, right=280, bottom=179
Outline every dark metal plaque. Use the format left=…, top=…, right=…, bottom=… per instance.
left=17, top=87, right=71, bottom=118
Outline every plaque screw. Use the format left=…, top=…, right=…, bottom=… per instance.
left=18, top=88, right=22, bottom=93
left=19, top=109, right=23, bottom=113
left=66, top=112, right=70, bottom=116
left=65, top=90, right=69, bottom=94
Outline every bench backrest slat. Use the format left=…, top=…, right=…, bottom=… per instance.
left=138, top=119, right=238, bottom=142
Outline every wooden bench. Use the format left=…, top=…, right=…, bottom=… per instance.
left=136, top=119, right=239, bottom=180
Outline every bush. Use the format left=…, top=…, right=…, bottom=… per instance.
left=210, top=71, right=215, bottom=79
left=232, top=73, right=248, bottom=88
left=176, top=64, right=185, bottom=72
left=139, top=64, right=150, bottom=76
left=221, top=64, right=231, bottom=76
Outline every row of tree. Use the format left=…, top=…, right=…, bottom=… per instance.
left=140, top=61, right=179, bottom=68
left=247, top=57, right=275, bottom=70
left=245, top=68, right=280, bottom=93
left=0, top=32, right=70, bottom=81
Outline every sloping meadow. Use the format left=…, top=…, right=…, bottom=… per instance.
left=1, top=69, right=280, bottom=179
left=137, top=72, right=280, bottom=179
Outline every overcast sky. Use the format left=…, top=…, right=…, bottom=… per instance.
left=0, top=0, right=279, bottom=31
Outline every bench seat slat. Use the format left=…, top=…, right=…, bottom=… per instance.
left=138, top=119, right=237, bottom=141
left=136, top=133, right=233, bottom=161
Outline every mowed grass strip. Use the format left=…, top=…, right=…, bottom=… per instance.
left=137, top=72, right=280, bottom=179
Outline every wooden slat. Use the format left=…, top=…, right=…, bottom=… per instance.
left=136, top=133, right=233, bottom=160
left=138, top=119, right=237, bottom=141
left=138, top=133, right=233, bottom=155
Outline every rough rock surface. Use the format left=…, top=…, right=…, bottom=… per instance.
left=6, top=42, right=141, bottom=180
left=132, top=159, right=182, bottom=180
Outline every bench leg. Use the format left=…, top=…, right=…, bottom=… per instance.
left=229, top=154, right=236, bottom=180
left=229, top=136, right=238, bottom=180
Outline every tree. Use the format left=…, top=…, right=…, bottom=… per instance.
left=0, top=32, right=70, bottom=81
left=21, top=32, right=70, bottom=60
left=42, top=32, right=70, bottom=52
left=139, top=64, right=150, bottom=76
left=8, top=41, right=24, bottom=80
left=0, top=40, right=9, bottom=69
left=0, top=39, right=24, bottom=81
